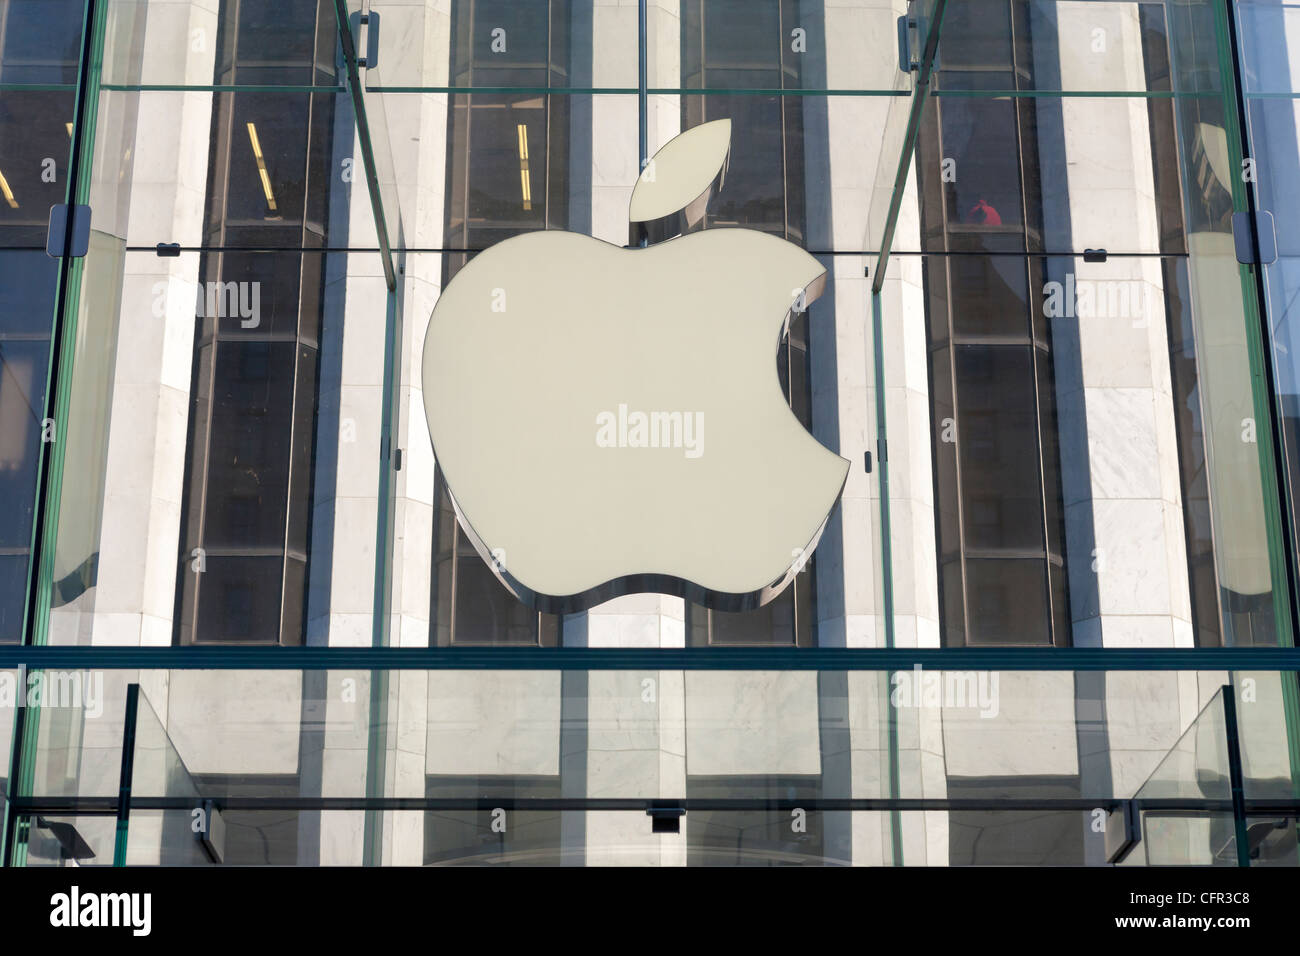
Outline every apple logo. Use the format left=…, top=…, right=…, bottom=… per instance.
left=422, top=119, right=850, bottom=614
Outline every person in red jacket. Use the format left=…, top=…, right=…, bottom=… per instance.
left=967, top=198, right=1002, bottom=225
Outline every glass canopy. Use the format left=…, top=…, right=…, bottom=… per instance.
left=1, top=0, right=1299, bottom=866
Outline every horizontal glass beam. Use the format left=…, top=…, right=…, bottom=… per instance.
left=98, top=84, right=347, bottom=93
left=2, top=646, right=1299, bottom=670
left=8, top=796, right=1258, bottom=814
left=930, top=89, right=1221, bottom=99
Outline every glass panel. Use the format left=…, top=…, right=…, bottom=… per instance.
left=126, top=684, right=212, bottom=865
left=1133, top=686, right=1231, bottom=800
left=0, top=0, right=84, bottom=87
left=89, top=667, right=1241, bottom=806
left=874, top=0, right=1286, bottom=650
left=100, top=0, right=341, bottom=90
left=14, top=0, right=1291, bottom=661
left=1235, top=670, right=1300, bottom=800
left=0, top=253, right=57, bottom=643
left=1131, top=686, right=1236, bottom=865
left=27, top=669, right=130, bottom=800
left=364, top=0, right=638, bottom=93
left=15, top=814, right=117, bottom=866
left=42, top=247, right=389, bottom=647
left=1, top=667, right=1283, bottom=865
left=906, top=256, right=1220, bottom=647
left=908, top=91, right=1198, bottom=256
left=673, top=0, right=906, bottom=94
left=865, top=0, right=938, bottom=257
left=0, top=668, right=14, bottom=848
left=86, top=88, right=352, bottom=249
left=932, top=0, right=1222, bottom=96
left=368, top=80, right=635, bottom=249
left=0, top=0, right=81, bottom=642
left=1237, top=2, right=1300, bottom=634
left=1236, top=0, right=1300, bottom=94
left=0, top=91, right=76, bottom=248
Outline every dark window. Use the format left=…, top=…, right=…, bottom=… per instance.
left=175, top=1, right=336, bottom=645
left=430, top=1, right=576, bottom=645
left=681, top=0, right=806, bottom=240
left=681, top=0, right=817, bottom=646
left=0, top=0, right=84, bottom=85
left=429, top=468, right=558, bottom=647
left=917, top=0, right=1068, bottom=647
left=442, top=0, right=573, bottom=264
left=0, top=0, right=82, bottom=641
left=0, top=253, right=55, bottom=641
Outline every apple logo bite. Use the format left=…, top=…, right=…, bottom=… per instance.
left=422, top=118, right=851, bottom=614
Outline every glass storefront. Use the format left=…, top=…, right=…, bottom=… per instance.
left=1, top=0, right=1299, bottom=866
left=4, top=665, right=1298, bottom=866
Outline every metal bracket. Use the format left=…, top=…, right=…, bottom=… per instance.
left=897, top=3, right=933, bottom=74
left=1233, top=210, right=1278, bottom=265
left=195, top=798, right=226, bottom=864
left=646, top=805, right=685, bottom=834
left=1104, top=799, right=1140, bottom=864
left=45, top=204, right=91, bottom=258
left=348, top=10, right=380, bottom=69
left=897, top=14, right=918, bottom=73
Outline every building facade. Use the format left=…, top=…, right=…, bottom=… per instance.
left=1, top=0, right=1300, bottom=866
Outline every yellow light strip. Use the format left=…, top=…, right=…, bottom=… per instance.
left=246, top=121, right=278, bottom=213
left=517, top=123, right=532, bottom=211
left=65, top=122, right=73, bottom=136
left=0, top=169, right=17, bottom=209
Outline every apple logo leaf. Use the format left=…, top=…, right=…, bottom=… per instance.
left=629, top=118, right=731, bottom=246
left=423, top=118, right=850, bottom=616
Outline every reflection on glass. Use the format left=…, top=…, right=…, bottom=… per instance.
left=18, top=815, right=115, bottom=867
left=0, top=0, right=83, bottom=86
left=0, top=253, right=55, bottom=641
left=0, top=3, right=79, bottom=643
left=0, top=669, right=1278, bottom=866
left=100, top=0, right=338, bottom=89
left=1132, top=686, right=1236, bottom=865
left=174, top=0, right=339, bottom=645
left=917, top=23, right=1068, bottom=645
left=429, top=468, right=559, bottom=645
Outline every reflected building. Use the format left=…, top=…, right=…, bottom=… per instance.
left=1, top=0, right=1299, bottom=868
